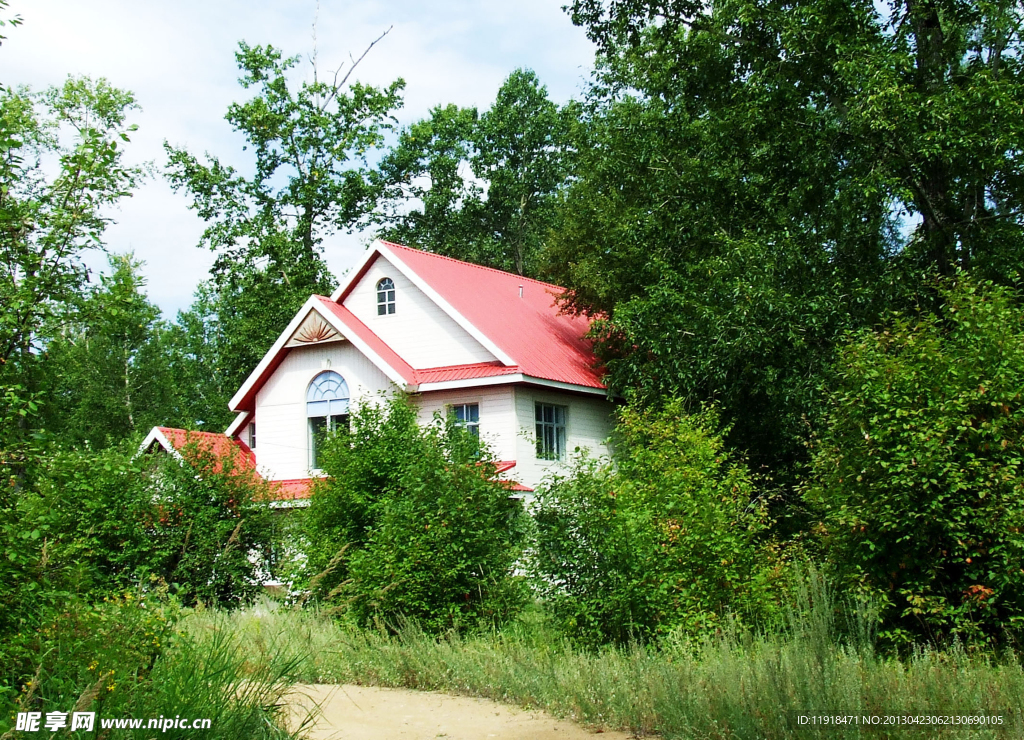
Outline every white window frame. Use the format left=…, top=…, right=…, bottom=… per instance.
left=376, top=277, right=396, bottom=315
left=307, top=371, right=350, bottom=470
left=535, top=402, right=567, bottom=461
left=449, top=402, right=480, bottom=438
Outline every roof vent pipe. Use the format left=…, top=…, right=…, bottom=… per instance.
left=519, top=285, right=523, bottom=298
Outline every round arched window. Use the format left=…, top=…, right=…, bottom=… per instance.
left=307, top=371, right=350, bottom=469
left=376, top=277, right=396, bottom=315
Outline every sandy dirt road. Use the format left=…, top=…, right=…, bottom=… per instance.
left=287, top=684, right=635, bottom=740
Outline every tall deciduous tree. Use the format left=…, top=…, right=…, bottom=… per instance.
left=38, top=254, right=178, bottom=447
left=373, top=69, right=569, bottom=277
left=0, top=76, right=143, bottom=454
left=547, top=0, right=1024, bottom=476
left=165, top=284, right=236, bottom=432
left=166, top=37, right=404, bottom=390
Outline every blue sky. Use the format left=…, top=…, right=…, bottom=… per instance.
left=0, top=0, right=595, bottom=316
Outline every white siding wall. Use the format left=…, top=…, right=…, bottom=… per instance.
left=254, top=342, right=397, bottom=481
left=344, top=255, right=495, bottom=368
left=412, top=386, right=518, bottom=464
left=513, top=387, right=615, bottom=490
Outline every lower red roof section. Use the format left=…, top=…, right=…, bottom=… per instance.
left=415, top=362, right=520, bottom=384
left=155, top=427, right=256, bottom=472
left=269, top=478, right=314, bottom=501
left=149, top=429, right=531, bottom=499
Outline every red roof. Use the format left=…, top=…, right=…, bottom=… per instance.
left=269, top=478, right=314, bottom=501
left=379, top=242, right=604, bottom=390
left=155, top=427, right=256, bottom=473
left=151, top=427, right=312, bottom=502
left=151, top=426, right=528, bottom=497
left=415, top=362, right=520, bottom=384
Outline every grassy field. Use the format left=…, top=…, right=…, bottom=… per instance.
left=183, top=597, right=1024, bottom=740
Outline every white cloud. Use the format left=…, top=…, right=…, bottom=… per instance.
left=0, top=0, right=594, bottom=316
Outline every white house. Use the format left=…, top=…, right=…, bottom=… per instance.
left=144, top=240, right=615, bottom=500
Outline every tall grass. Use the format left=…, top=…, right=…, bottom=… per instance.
left=184, top=590, right=1024, bottom=740
left=1, top=596, right=311, bottom=739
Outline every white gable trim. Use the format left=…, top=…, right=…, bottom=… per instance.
left=228, top=297, right=410, bottom=413
left=332, top=241, right=515, bottom=367
left=224, top=411, right=251, bottom=438
left=329, top=311, right=412, bottom=390
left=329, top=244, right=382, bottom=302
left=139, top=427, right=184, bottom=462
left=414, top=373, right=608, bottom=397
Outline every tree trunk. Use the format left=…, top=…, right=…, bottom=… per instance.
left=907, top=0, right=957, bottom=276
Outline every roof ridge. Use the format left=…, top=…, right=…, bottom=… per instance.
left=379, top=241, right=568, bottom=293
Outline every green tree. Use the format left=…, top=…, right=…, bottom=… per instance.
left=546, top=0, right=1024, bottom=477
left=166, top=38, right=404, bottom=390
left=374, top=69, right=569, bottom=277
left=19, top=438, right=276, bottom=604
left=805, top=278, right=1024, bottom=644
left=37, top=254, right=178, bottom=447
left=531, top=401, right=780, bottom=645
left=165, top=283, right=237, bottom=432
left=305, top=398, right=527, bottom=632
left=0, top=76, right=143, bottom=396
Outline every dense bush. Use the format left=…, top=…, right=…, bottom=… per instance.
left=0, top=436, right=280, bottom=726
left=19, top=440, right=276, bottom=605
left=530, top=401, right=783, bottom=645
left=805, top=278, right=1024, bottom=644
left=305, top=397, right=528, bottom=632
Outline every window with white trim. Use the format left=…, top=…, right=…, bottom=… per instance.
left=376, top=277, right=396, bottom=315
left=307, top=371, right=350, bottom=469
left=451, top=403, right=480, bottom=438
left=535, top=403, right=566, bottom=461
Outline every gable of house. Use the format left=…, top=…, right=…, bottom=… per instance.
left=342, top=253, right=497, bottom=368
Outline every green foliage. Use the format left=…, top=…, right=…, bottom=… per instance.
left=0, top=595, right=305, bottom=739
left=12, top=440, right=275, bottom=606
left=531, top=400, right=781, bottom=645
left=805, top=278, right=1024, bottom=644
left=36, top=254, right=180, bottom=446
left=373, top=69, right=569, bottom=277
left=0, top=76, right=143, bottom=378
left=305, top=397, right=528, bottom=632
left=165, top=40, right=404, bottom=391
left=163, top=283, right=237, bottom=431
left=548, top=0, right=1024, bottom=478
left=189, top=600, right=1024, bottom=740
left=0, top=590, right=180, bottom=724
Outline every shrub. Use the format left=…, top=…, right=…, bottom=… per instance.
left=305, top=397, right=528, bottom=632
left=804, top=277, right=1024, bottom=644
left=20, top=439, right=275, bottom=605
left=139, top=439, right=277, bottom=605
left=530, top=401, right=782, bottom=645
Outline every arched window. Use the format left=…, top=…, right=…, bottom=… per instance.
left=307, top=371, right=350, bottom=469
left=376, top=277, right=396, bottom=315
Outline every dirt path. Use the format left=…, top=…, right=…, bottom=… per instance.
left=288, top=684, right=635, bottom=739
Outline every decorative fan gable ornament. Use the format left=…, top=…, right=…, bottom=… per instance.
left=285, top=310, right=342, bottom=347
